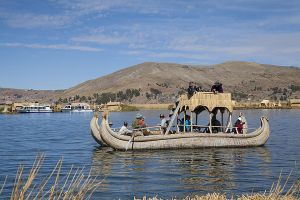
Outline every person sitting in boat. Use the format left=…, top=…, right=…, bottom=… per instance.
left=233, top=116, right=244, bottom=134
left=132, top=113, right=143, bottom=129
left=138, top=117, right=146, bottom=128
left=177, top=117, right=184, bottom=132
left=205, top=114, right=221, bottom=133
left=119, top=122, right=133, bottom=135
left=185, top=115, right=191, bottom=132
left=211, top=115, right=221, bottom=133
left=211, top=81, right=223, bottom=93
left=160, top=114, right=167, bottom=134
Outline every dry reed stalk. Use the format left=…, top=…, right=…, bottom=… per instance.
left=0, top=154, right=103, bottom=200
left=138, top=172, right=300, bottom=200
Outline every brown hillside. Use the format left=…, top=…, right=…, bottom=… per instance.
left=57, top=61, right=300, bottom=103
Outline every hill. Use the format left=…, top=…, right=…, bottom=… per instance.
left=0, top=88, right=63, bottom=103
left=55, top=61, right=300, bottom=104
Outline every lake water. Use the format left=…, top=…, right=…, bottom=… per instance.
left=0, top=109, right=300, bottom=199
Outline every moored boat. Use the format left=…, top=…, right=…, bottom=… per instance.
left=90, top=92, right=270, bottom=150
left=18, top=105, right=53, bottom=113
left=61, top=103, right=93, bottom=112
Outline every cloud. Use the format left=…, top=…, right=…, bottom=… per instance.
left=0, top=11, right=74, bottom=28
left=72, top=34, right=129, bottom=45
left=3, top=42, right=103, bottom=52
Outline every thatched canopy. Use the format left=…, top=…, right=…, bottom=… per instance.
left=178, top=92, right=233, bottom=113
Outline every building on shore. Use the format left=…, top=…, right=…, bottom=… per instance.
left=289, top=99, right=300, bottom=108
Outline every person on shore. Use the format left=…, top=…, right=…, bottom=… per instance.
left=160, top=114, right=167, bottom=134
left=119, top=122, right=133, bottom=135
left=211, top=81, right=223, bottom=93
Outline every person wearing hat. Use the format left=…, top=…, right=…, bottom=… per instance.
left=160, top=114, right=167, bottom=134
left=119, top=122, right=133, bottom=135
left=233, top=116, right=244, bottom=134
left=211, top=81, right=223, bottom=93
left=132, top=113, right=144, bottom=129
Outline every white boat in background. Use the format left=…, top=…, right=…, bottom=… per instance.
left=61, top=103, right=93, bottom=112
left=18, top=105, right=53, bottom=113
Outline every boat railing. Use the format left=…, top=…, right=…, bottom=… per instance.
left=111, top=124, right=255, bottom=135
left=112, top=125, right=161, bottom=133
left=174, top=124, right=256, bottom=133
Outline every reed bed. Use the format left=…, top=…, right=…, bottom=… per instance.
left=0, top=154, right=102, bottom=200
left=1, top=154, right=300, bottom=200
left=136, top=171, right=300, bottom=200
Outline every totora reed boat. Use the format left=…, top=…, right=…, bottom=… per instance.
left=90, top=92, right=270, bottom=151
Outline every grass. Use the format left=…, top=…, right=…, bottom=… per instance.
left=120, top=104, right=139, bottom=112
left=135, top=171, right=300, bottom=200
left=1, top=154, right=300, bottom=200
left=0, top=154, right=102, bottom=200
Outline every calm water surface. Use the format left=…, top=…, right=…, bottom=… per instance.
left=0, top=109, right=300, bottom=199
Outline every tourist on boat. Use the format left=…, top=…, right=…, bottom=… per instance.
left=132, top=113, right=147, bottom=129
left=109, top=121, right=113, bottom=127
left=187, top=82, right=195, bottom=97
left=185, top=115, right=191, bottom=132
left=177, top=117, right=184, bottom=132
left=119, top=122, right=133, bottom=135
left=211, top=81, right=223, bottom=93
left=132, top=113, right=142, bottom=129
left=211, top=115, right=221, bottom=133
left=233, top=116, right=244, bottom=134
left=204, top=114, right=221, bottom=133
left=160, top=114, right=167, bottom=134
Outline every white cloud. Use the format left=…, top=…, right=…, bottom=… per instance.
left=3, top=43, right=103, bottom=52
left=72, top=34, right=129, bottom=45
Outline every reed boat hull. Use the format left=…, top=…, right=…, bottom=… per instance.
left=90, top=113, right=107, bottom=146
left=90, top=112, right=270, bottom=151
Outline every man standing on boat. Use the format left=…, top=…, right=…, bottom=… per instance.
left=160, top=114, right=167, bottom=134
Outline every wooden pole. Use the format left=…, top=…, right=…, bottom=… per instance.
left=209, top=112, right=212, bottom=133
left=183, top=110, right=186, bottom=133
left=190, top=111, right=193, bottom=132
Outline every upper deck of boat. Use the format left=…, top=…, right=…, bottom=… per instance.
left=178, top=92, right=233, bottom=112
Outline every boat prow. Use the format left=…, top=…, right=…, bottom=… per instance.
left=90, top=112, right=107, bottom=147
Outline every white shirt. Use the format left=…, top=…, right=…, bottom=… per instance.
left=160, top=118, right=167, bottom=128
left=119, top=125, right=133, bottom=135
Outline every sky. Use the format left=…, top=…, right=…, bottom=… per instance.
left=0, top=0, right=300, bottom=90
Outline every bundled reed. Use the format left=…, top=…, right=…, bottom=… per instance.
left=0, top=154, right=102, bottom=200
left=136, top=171, right=300, bottom=200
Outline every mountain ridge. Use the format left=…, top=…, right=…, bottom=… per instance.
left=1, top=61, right=300, bottom=103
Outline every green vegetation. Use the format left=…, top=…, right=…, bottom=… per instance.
left=55, top=88, right=141, bottom=104
left=289, top=84, right=300, bottom=92
left=232, top=91, right=248, bottom=100
left=120, top=104, right=139, bottom=112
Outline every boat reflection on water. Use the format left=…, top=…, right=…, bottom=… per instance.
left=90, top=147, right=272, bottom=198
